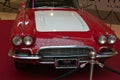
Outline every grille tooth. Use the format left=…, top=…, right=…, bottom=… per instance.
left=38, top=47, right=94, bottom=58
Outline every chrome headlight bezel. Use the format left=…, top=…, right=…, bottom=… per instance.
left=23, top=36, right=33, bottom=46
left=12, top=36, right=22, bottom=46
left=108, top=35, right=116, bottom=44
left=98, top=35, right=107, bottom=45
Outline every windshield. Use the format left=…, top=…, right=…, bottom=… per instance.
left=27, top=0, right=79, bottom=8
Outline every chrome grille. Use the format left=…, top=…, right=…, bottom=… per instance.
left=38, top=46, right=94, bottom=58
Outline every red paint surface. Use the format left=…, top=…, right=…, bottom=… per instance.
left=0, top=20, right=120, bottom=80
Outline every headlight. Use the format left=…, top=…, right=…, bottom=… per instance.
left=98, top=35, right=107, bottom=45
left=12, top=36, right=22, bottom=46
left=108, top=35, right=116, bottom=44
left=23, top=36, right=33, bottom=46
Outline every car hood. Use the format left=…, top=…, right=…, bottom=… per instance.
left=33, top=31, right=98, bottom=51
left=33, top=10, right=97, bottom=49
left=34, top=10, right=89, bottom=32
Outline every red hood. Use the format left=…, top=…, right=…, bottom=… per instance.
left=33, top=31, right=99, bottom=51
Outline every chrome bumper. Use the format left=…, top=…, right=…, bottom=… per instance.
left=8, top=50, right=117, bottom=69
left=8, top=50, right=118, bottom=61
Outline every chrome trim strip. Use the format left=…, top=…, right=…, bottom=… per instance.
left=98, top=46, right=109, bottom=51
left=79, top=60, right=88, bottom=63
left=11, top=51, right=117, bottom=60
left=39, top=45, right=94, bottom=50
left=56, top=66, right=78, bottom=69
left=41, top=55, right=88, bottom=58
left=12, top=55, right=41, bottom=60
left=97, top=50, right=118, bottom=58
left=39, top=60, right=88, bottom=64
left=40, top=62, right=55, bottom=64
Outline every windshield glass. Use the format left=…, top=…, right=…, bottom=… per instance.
left=27, top=0, right=79, bottom=8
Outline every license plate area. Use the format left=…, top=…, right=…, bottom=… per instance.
left=55, top=58, right=78, bottom=69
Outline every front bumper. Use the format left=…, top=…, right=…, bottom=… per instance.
left=8, top=50, right=117, bottom=69
left=9, top=51, right=117, bottom=60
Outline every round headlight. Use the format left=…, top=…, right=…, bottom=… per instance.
left=12, top=36, right=22, bottom=46
left=98, top=35, right=107, bottom=45
left=108, top=35, right=116, bottom=44
left=23, top=36, right=33, bottom=46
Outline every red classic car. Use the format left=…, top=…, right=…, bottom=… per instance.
left=9, top=0, right=118, bottom=69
